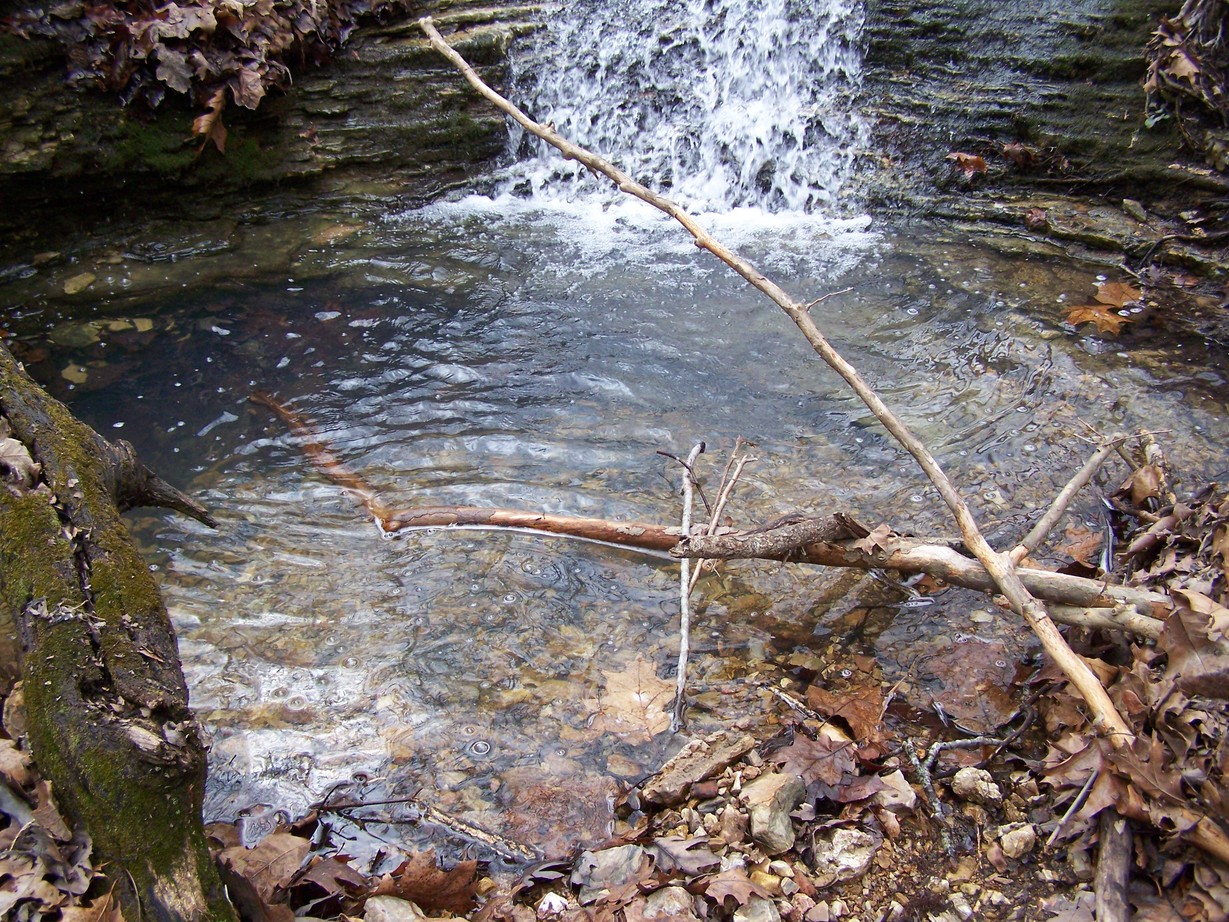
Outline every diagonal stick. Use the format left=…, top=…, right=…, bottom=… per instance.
left=415, top=17, right=1132, bottom=743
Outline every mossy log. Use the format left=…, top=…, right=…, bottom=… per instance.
left=0, top=344, right=235, bottom=921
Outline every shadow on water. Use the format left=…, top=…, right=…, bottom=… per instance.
left=2, top=196, right=1227, bottom=867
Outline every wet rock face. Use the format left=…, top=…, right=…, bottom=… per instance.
left=0, top=2, right=544, bottom=228
left=859, top=0, right=1181, bottom=205
left=0, top=0, right=1189, bottom=225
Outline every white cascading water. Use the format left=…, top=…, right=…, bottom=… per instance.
left=501, top=0, right=867, bottom=215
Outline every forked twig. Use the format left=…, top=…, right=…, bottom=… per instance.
left=671, top=443, right=705, bottom=732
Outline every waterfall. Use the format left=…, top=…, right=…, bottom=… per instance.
left=501, top=0, right=867, bottom=215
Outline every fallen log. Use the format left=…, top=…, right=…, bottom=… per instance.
left=251, top=391, right=1166, bottom=638
left=0, top=345, right=235, bottom=921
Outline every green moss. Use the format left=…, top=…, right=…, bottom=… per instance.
left=108, top=113, right=199, bottom=176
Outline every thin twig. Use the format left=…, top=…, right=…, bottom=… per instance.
left=672, top=443, right=704, bottom=732
left=805, top=286, right=854, bottom=309
left=905, top=740, right=955, bottom=857
left=1010, top=439, right=1123, bottom=564
left=689, top=444, right=756, bottom=593
left=1047, top=769, right=1099, bottom=849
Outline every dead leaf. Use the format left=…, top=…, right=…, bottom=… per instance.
left=946, top=152, right=987, bottom=176
left=285, top=855, right=367, bottom=918
left=1124, top=465, right=1163, bottom=507
left=571, top=845, right=650, bottom=906
left=218, top=831, right=310, bottom=907
left=804, top=683, right=885, bottom=746
left=1066, top=303, right=1131, bottom=335
left=768, top=729, right=857, bottom=786
left=701, top=868, right=771, bottom=908
left=1059, top=523, right=1104, bottom=568
left=0, top=737, right=34, bottom=790
left=646, top=836, right=720, bottom=875
left=1167, top=49, right=1200, bottom=83
left=60, top=890, right=126, bottom=922
left=1095, top=281, right=1142, bottom=308
left=1160, top=592, right=1229, bottom=698
left=591, top=656, right=673, bottom=743
left=192, top=87, right=228, bottom=154
left=372, top=849, right=478, bottom=916
left=851, top=523, right=891, bottom=556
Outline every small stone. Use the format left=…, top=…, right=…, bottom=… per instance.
left=363, top=896, right=425, bottom=922
left=749, top=869, right=781, bottom=895
left=781, top=879, right=799, bottom=896
left=951, top=766, right=1002, bottom=806
left=741, top=771, right=805, bottom=855
left=734, top=895, right=782, bottom=922
left=998, top=823, right=1036, bottom=859
left=804, top=901, right=829, bottom=922
left=949, top=893, right=974, bottom=920
left=716, top=804, right=749, bottom=845
left=62, top=272, right=96, bottom=295
left=786, top=893, right=816, bottom=922
left=640, top=886, right=699, bottom=921
left=1122, top=198, right=1148, bottom=222
left=769, top=860, right=795, bottom=878
left=809, top=828, right=880, bottom=887
left=536, top=893, right=569, bottom=919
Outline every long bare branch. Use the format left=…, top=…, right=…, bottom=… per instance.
left=416, top=16, right=1133, bottom=742
left=251, top=392, right=1168, bottom=638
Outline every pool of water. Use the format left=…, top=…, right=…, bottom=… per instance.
left=2, top=194, right=1226, bottom=867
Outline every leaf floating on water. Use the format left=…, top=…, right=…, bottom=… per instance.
left=1065, top=303, right=1131, bottom=335
left=1093, top=281, right=1142, bottom=308
left=1066, top=279, right=1143, bottom=335
left=62, top=273, right=95, bottom=295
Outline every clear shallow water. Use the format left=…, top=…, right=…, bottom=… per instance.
left=3, top=200, right=1227, bottom=867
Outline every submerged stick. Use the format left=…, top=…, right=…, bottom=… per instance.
left=672, top=443, right=704, bottom=732
left=416, top=16, right=1132, bottom=742
left=1010, top=439, right=1120, bottom=565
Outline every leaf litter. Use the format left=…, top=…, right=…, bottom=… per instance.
left=3, top=449, right=1229, bottom=921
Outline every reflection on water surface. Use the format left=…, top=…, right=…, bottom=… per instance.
left=2, top=199, right=1226, bottom=866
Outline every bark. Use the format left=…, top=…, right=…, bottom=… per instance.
left=0, top=344, right=235, bottom=921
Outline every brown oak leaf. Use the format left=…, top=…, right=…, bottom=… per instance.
left=702, top=868, right=771, bottom=908
left=372, top=850, right=478, bottom=916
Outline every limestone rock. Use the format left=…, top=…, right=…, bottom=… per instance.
left=740, top=771, right=805, bottom=855
left=950, top=766, right=1003, bottom=806
left=734, top=895, right=782, bottom=922
left=640, top=885, right=700, bottom=921
left=997, top=822, right=1037, bottom=859
left=809, top=828, right=880, bottom=888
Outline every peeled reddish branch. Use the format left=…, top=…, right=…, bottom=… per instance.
left=250, top=392, right=1165, bottom=639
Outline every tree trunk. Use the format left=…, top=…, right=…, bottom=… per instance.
left=0, top=344, right=235, bottom=921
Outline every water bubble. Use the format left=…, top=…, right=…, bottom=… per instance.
left=994, top=660, right=1008, bottom=668
left=467, top=740, right=492, bottom=757
left=906, top=307, right=919, bottom=316
left=502, top=593, right=517, bottom=604
left=839, top=668, right=853, bottom=678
